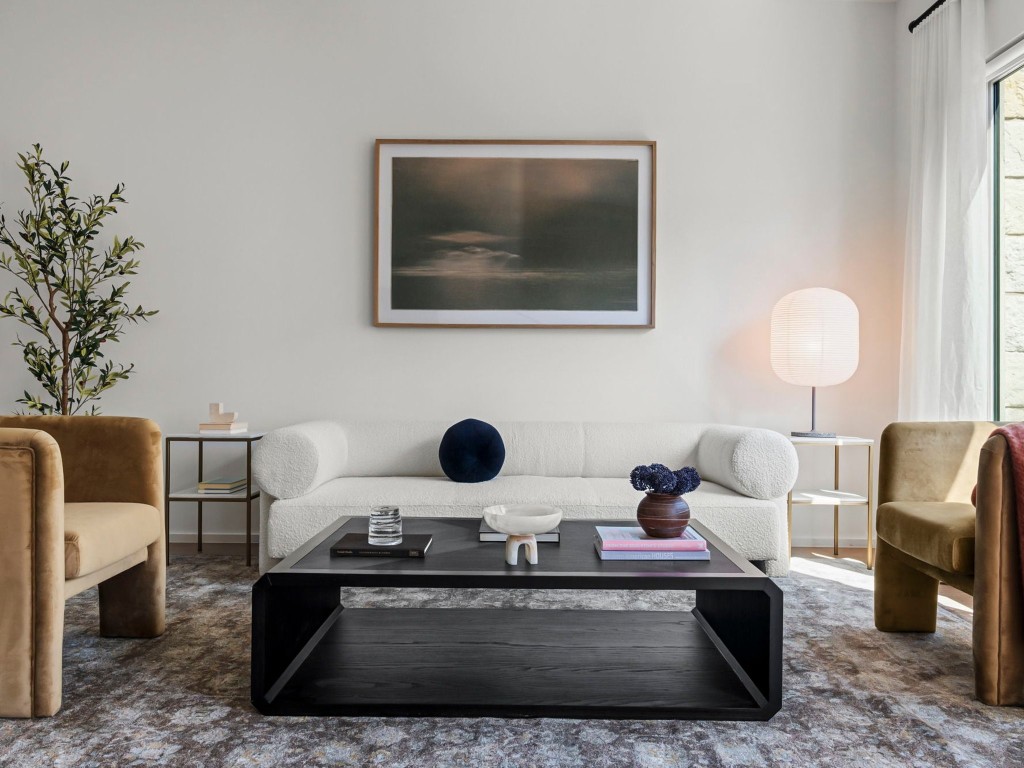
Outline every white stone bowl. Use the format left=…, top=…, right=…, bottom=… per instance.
left=482, top=504, right=563, bottom=536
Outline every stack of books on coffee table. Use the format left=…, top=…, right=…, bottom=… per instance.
left=593, top=526, right=710, bottom=561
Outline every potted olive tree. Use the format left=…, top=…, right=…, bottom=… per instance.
left=0, top=144, right=156, bottom=414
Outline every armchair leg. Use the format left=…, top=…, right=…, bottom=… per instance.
left=874, top=539, right=939, bottom=632
left=98, top=540, right=166, bottom=638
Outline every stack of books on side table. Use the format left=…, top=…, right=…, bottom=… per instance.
left=197, top=477, right=247, bottom=495
left=199, top=421, right=248, bottom=434
left=594, top=526, right=710, bottom=561
left=199, top=402, right=248, bottom=434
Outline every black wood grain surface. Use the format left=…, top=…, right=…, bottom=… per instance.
left=253, top=517, right=784, bottom=719
left=268, top=608, right=763, bottom=719
left=284, top=518, right=756, bottom=591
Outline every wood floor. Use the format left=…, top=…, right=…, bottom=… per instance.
left=170, top=542, right=259, bottom=560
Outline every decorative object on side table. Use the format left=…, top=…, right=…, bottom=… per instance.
left=482, top=504, right=563, bottom=565
left=200, top=402, right=248, bottom=434
left=0, top=144, right=157, bottom=414
left=770, top=287, right=859, bottom=438
left=630, top=464, right=701, bottom=538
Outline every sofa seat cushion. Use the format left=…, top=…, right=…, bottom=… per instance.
left=64, top=502, right=161, bottom=579
left=876, top=501, right=976, bottom=575
left=267, top=476, right=783, bottom=562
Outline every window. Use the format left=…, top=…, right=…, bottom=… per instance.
left=995, top=52, right=1024, bottom=420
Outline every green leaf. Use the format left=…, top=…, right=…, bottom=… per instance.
left=0, top=144, right=156, bottom=414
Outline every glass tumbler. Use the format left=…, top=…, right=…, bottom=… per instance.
left=368, top=505, right=402, bottom=546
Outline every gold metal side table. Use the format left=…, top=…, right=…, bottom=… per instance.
left=164, top=431, right=264, bottom=566
left=787, top=435, right=875, bottom=569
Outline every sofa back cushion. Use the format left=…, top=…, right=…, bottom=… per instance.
left=499, top=422, right=585, bottom=477
left=581, top=423, right=704, bottom=478
left=339, top=421, right=705, bottom=479
left=344, top=422, right=447, bottom=477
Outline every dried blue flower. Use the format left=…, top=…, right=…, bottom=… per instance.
left=629, top=468, right=640, bottom=490
left=630, top=463, right=701, bottom=495
left=630, top=464, right=655, bottom=492
left=670, top=466, right=701, bottom=495
left=649, top=463, right=673, bottom=493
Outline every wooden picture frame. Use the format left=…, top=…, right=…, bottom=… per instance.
left=374, top=139, right=656, bottom=328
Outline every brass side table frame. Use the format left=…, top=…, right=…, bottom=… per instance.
left=164, top=432, right=264, bottom=567
left=787, top=435, right=875, bottom=569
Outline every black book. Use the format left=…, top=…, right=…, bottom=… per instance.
left=330, top=533, right=433, bottom=558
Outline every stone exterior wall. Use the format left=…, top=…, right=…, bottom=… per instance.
left=1002, top=72, right=1024, bottom=420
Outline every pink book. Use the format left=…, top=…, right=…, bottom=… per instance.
left=595, top=526, right=708, bottom=551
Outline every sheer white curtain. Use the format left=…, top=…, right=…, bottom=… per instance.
left=899, top=0, right=990, bottom=420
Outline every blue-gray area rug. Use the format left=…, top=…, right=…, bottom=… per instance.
left=1, top=555, right=1022, bottom=767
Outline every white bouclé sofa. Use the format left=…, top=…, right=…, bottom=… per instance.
left=252, top=421, right=799, bottom=576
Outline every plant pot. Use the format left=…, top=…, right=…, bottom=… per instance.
left=636, top=493, right=690, bottom=538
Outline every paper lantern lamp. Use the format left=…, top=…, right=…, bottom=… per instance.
left=770, top=288, right=859, bottom=438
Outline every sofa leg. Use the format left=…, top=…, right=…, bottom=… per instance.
left=98, top=541, right=165, bottom=638
left=874, top=538, right=938, bottom=632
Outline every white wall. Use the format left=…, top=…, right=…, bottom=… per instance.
left=988, top=0, right=1024, bottom=57
left=0, top=0, right=900, bottom=546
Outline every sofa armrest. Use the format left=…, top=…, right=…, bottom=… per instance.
left=695, top=426, right=798, bottom=500
left=0, top=428, right=65, bottom=717
left=974, top=434, right=1024, bottom=705
left=253, top=421, right=348, bottom=499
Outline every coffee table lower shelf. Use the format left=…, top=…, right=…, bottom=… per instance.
left=253, top=606, right=775, bottom=720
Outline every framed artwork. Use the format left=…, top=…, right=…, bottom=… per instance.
left=374, top=139, right=655, bottom=328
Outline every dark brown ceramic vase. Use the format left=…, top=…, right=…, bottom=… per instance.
left=636, top=493, right=691, bottom=538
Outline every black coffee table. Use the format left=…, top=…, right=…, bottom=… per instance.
left=251, top=517, right=782, bottom=720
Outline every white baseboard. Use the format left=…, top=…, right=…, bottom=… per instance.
left=169, top=532, right=259, bottom=544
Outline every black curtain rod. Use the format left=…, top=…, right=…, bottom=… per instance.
left=909, top=0, right=951, bottom=33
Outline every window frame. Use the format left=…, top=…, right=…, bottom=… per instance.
left=989, top=40, right=1024, bottom=420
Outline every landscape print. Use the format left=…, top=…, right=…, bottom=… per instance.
left=387, top=153, right=644, bottom=318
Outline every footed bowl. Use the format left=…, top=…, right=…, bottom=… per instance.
left=482, top=504, right=563, bottom=536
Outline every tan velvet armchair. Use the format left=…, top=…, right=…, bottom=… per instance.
left=874, top=421, right=1024, bottom=706
left=0, top=416, right=165, bottom=717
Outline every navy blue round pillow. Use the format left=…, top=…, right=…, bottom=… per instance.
left=439, top=419, right=505, bottom=483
